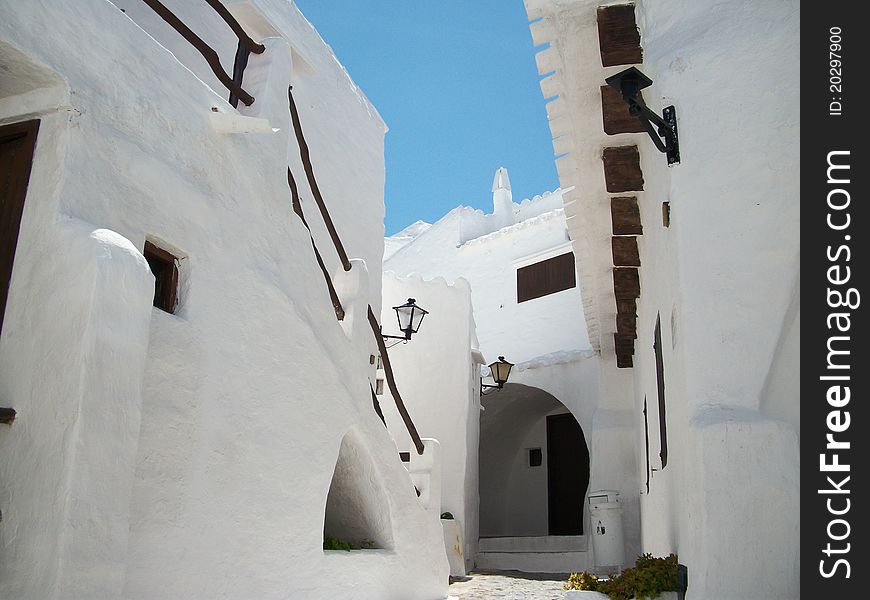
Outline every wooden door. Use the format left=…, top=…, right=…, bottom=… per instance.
left=547, top=412, right=590, bottom=535
left=0, top=120, right=40, bottom=335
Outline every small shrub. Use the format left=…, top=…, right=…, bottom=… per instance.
left=564, top=553, right=678, bottom=600
left=323, top=536, right=377, bottom=551
left=323, top=536, right=353, bottom=551
left=563, top=571, right=600, bottom=591
left=440, top=512, right=454, bottom=520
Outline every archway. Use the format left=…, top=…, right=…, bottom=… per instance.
left=479, top=383, right=589, bottom=538
left=322, top=429, right=394, bottom=551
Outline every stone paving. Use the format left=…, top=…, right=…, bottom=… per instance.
left=447, top=571, right=569, bottom=600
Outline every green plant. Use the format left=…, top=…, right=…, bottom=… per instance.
left=323, top=536, right=354, bottom=551
left=564, top=554, right=678, bottom=600
left=563, top=571, right=600, bottom=591
left=323, top=535, right=377, bottom=551
left=440, top=512, right=454, bottom=520
left=631, top=553, right=679, bottom=599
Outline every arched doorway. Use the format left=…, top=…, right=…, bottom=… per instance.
left=479, top=383, right=590, bottom=538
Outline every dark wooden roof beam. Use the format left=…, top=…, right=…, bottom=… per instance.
left=611, top=196, right=643, bottom=235
left=612, top=236, right=640, bottom=267
left=603, top=145, right=644, bottom=193
left=613, top=267, right=641, bottom=299
left=597, top=4, right=643, bottom=67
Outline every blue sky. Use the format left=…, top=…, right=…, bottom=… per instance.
left=295, top=0, right=559, bottom=236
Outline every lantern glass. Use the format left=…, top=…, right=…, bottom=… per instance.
left=489, top=356, right=514, bottom=386
left=394, top=298, right=428, bottom=335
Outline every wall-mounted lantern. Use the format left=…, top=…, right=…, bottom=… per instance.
left=605, top=67, right=680, bottom=165
left=382, top=298, right=429, bottom=342
left=481, top=356, right=514, bottom=395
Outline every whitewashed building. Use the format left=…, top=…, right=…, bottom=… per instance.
left=378, top=272, right=484, bottom=576
left=524, top=0, right=799, bottom=598
left=0, top=1, right=448, bottom=599
left=384, top=168, right=640, bottom=573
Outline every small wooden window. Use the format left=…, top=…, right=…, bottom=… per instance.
left=144, top=241, right=179, bottom=314
left=654, top=315, right=668, bottom=468
left=517, top=252, right=576, bottom=303
left=528, top=447, right=543, bottom=467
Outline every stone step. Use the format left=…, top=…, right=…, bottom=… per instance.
left=478, top=535, right=588, bottom=553
left=477, top=536, right=588, bottom=573
left=476, top=550, right=588, bottom=574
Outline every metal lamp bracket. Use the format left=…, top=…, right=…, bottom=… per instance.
left=606, top=67, right=681, bottom=165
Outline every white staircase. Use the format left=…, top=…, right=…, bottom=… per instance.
left=476, top=535, right=588, bottom=573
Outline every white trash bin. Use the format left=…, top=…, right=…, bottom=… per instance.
left=588, top=490, right=625, bottom=574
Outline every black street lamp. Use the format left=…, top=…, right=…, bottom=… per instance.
left=605, top=66, right=680, bottom=165
left=481, top=356, right=514, bottom=395
left=382, top=298, right=429, bottom=342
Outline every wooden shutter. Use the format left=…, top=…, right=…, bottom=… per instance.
left=143, top=241, right=179, bottom=314
left=1, top=120, right=40, bottom=336
left=517, top=252, right=576, bottom=303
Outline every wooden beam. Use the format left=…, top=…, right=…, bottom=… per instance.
left=597, top=4, right=643, bottom=67
left=616, top=311, right=638, bottom=338
left=287, top=168, right=345, bottom=320
left=616, top=298, right=637, bottom=315
left=613, top=267, right=640, bottom=299
left=203, top=0, right=265, bottom=54
left=614, top=333, right=635, bottom=368
left=611, top=196, right=643, bottom=235
left=368, top=306, right=425, bottom=455
left=612, top=236, right=640, bottom=267
left=140, top=0, right=255, bottom=105
left=601, top=85, right=645, bottom=135
left=288, top=86, right=353, bottom=272
left=603, top=145, right=644, bottom=193
left=616, top=352, right=634, bottom=368
left=614, top=332, right=635, bottom=351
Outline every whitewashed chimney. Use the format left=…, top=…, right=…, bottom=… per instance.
left=491, top=167, right=516, bottom=229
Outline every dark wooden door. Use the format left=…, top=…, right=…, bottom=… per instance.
left=0, top=120, right=40, bottom=335
left=547, top=412, right=589, bottom=535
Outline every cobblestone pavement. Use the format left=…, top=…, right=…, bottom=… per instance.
left=447, top=571, right=568, bottom=599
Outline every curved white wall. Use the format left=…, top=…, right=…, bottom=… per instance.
left=380, top=272, right=481, bottom=572
left=0, top=2, right=446, bottom=598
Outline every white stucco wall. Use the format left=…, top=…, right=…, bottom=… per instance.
left=525, top=0, right=799, bottom=597
left=385, top=175, right=631, bottom=571
left=478, top=354, right=640, bottom=563
left=385, top=185, right=591, bottom=365
left=380, top=272, right=481, bottom=573
left=0, top=2, right=447, bottom=598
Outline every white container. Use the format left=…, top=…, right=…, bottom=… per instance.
left=441, top=518, right=466, bottom=577
left=588, top=490, right=625, bottom=572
